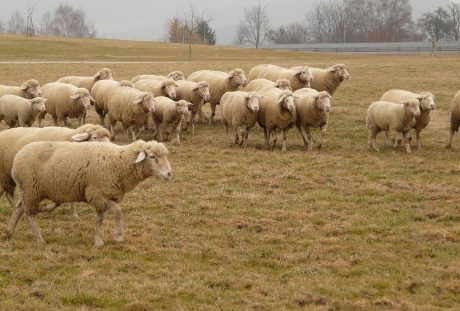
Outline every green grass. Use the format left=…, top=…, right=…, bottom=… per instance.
left=0, top=35, right=459, bottom=310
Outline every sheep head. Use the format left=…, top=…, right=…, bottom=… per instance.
left=228, top=68, right=247, bottom=87
left=295, top=66, right=314, bottom=87
left=313, top=91, right=332, bottom=112
left=330, top=64, right=350, bottom=81
left=70, top=88, right=94, bottom=110
left=162, top=79, right=178, bottom=99
left=134, top=140, right=172, bottom=181
left=403, top=99, right=421, bottom=117
left=277, top=90, right=296, bottom=114
left=30, top=97, right=47, bottom=113
left=193, top=81, right=210, bottom=102
left=245, top=92, right=262, bottom=112
left=167, top=71, right=185, bottom=81
left=94, top=68, right=113, bottom=81
left=417, top=92, right=435, bottom=111
left=21, top=79, right=42, bottom=98
left=274, top=79, right=292, bottom=91
left=134, top=92, right=156, bottom=112
left=71, top=125, right=111, bottom=142
left=118, top=80, right=133, bottom=88
left=175, top=100, right=192, bottom=115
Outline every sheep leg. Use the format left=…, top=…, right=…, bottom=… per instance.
left=272, top=130, right=278, bottom=148
left=52, top=116, right=58, bottom=126
left=403, top=131, right=411, bottom=153
left=95, top=106, right=106, bottom=127
left=415, top=130, right=422, bottom=150
left=385, top=131, right=390, bottom=147
left=5, top=190, right=15, bottom=209
left=198, top=108, right=209, bottom=124
left=26, top=212, right=45, bottom=244
left=108, top=201, right=124, bottom=243
left=237, top=126, right=245, bottom=145
left=317, top=125, right=327, bottom=149
left=70, top=203, right=79, bottom=220
left=171, top=123, right=181, bottom=145
left=4, top=201, right=24, bottom=240
left=446, top=129, right=456, bottom=149
left=265, top=129, right=271, bottom=150
left=368, top=127, right=380, bottom=152
left=208, top=103, right=217, bottom=126
left=136, top=125, right=146, bottom=139
left=305, top=127, right=313, bottom=151
left=122, top=125, right=129, bottom=142
left=94, top=210, right=105, bottom=247
left=281, top=129, right=288, bottom=152
left=63, top=117, right=68, bottom=127
left=298, top=125, right=309, bottom=148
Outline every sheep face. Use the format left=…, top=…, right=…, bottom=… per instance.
left=278, top=92, right=296, bottom=113
left=162, top=80, right=177, bottom=99
left=419, top=93, right=436, bottom=111
left=30, top=97, right=47, bottom=113
left=275, top=79, right=292, bottom=91
left=246, top=93, right=261, bottom=112
left=297, top=67, right=314, bottom=87
left=315, top=92, right=332, bottom=113
left=168, top=71, right=185, bottom=81
left=21, top=79, right=42, bottom=98
left=175, top=100, right=191, bottom=115
left=229, top=69, right=247, bottom=87
left=404, top=99, right=421, bottom=117
left=95, top=68, right=113, bottom=81
left=71, top=89, right=94, bottom=110
left=194, top=82, right=210, bottom=102
left=332, top=65, right=350, bottom=81
left=119, top=80, right=134, bottom=88
left=135, top=93, right=156, bottom=112
left=135, top=142, right=172, bottom=180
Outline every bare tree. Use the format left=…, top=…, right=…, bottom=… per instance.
left=181, top=3, right=210, bottom=58
left=25, top=5, right=36, bottom=36
left=418, top=7, right=451, bottom=56
left=269, top=23, right=308, bottom=44
left=237, top=0, right=270, bottom=48
left=7, top=11, right=25, bottom=34
left=40, top=4, right=96, bottom=38
left=0, top=21, right=5, bottom=33
left=447, top=2, right=460, bottom=41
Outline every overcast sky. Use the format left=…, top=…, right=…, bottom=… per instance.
left=0, top=0, right=458, bottom=43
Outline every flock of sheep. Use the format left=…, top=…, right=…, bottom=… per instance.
left=0, top=62, right=460, bottom=246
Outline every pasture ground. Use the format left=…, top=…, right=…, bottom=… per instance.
left=0, top=35, right=459, bottom=310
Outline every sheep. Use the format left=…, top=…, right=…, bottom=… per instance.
left=106, top=87, right=156, bottom=142
left=134, top=78, right=178, bottom=99
left=293, top=88, right=332, bottom=151
left=4, top=139, right=172, bottom=246
left=447, top=91, right=460, bottom=149
left=57, top=67, right=113, bottom=91
left=380, top=89, right=436, bottom=150
left=248, top=64, right=313, bottom=91
left=366, top=100, right=421, bottom=153
left=220, top=91, right=262, bottom=146
left=187, top=68, right=248, bottom=124
left=0, top=95, right=47, bottom=128
left=151, top=97, right=191, bottom=145
left=0, top=79, right=42, bottom=99
left=0, top=124, right=111, bottom=219
left=244, top=78, right=292, bottom=92
left=38, top=82, right=94, bottom=127
left=257, top=88, right=297, bottom=152
left=175, top=80, right=210, bottom=134
left=131, top=71, right=185, bottom=84
left=291, top=64, right=350, bottom=96
left=91, top=80, right=133, bottom=126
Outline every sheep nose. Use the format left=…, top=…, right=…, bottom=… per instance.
left=149, top=107, right=155, bottom=112
left=164, top=171, right=172, bottom=180
left=253, top=106, right=259, bottom=112
left=171, top=93, right=176, bottom=99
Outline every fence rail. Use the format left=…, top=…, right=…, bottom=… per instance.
left=238, top=42, right=460, bottom=53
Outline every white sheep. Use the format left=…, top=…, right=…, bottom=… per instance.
left=0, top=124, right=111, bottom=218
left=291, top=64, right=350, bottom=96
left=106, top=87, right=156, bottom=141
left=187, top=68, right=248, bottom=124
left=131, top=71, right=185, bottom=83
left=380, top=89, right=436, bottom=150
left=367, top=100, right=421, bottom=153
left=293, top=88, right=332, bottom=151
left=248, top=64, right=313, bottom=91
left=38, top=82, right=94, bottom=127
left=151, top=97, right=191, bottom=145
left=0, top=79, right=42, bottom=99
left=220, top=91, right=262, bottom=146
left=447, top=91, right=460, bottom=149
left=257, top=88, right=297, bottom=152
left=244, top=78, right=292, bottom=92
left=4, top=139, right=172, bottom=246
left=175, top=80, right=211, bottom=134
left=57, top=68, right=113, bottom=91
left=0, top=95, right=46, bottom=128
left=134, top=79, right=178, bottom=99
left=91, top=80, right=134, bottom=126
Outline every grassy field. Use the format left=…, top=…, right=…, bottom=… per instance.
left=0, top=34, right=459, bottom=310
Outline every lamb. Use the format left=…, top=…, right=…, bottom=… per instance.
left=38, top=82, right=94, bottom=127
left=293, top=88, right=332, bottom=151
left=0, top=124, right=111, bottom=219
left=380, top=89, right=436, bottom=150
left=0, top=79, right=42, bottom=99
left=0, top=95, right=46, bottom=127
left=134, top=78, right=178, bottom=99
left=366, top=100, right=421, bottom=153
left=220, top=91, right=262, bottom=146
left=131, top=71, right=185, bottom=83
left=447, top=91, right=460, bottom=149
left=248, top=64, right=313, bottom=91
left=175, top=80, right=211, bottom=134
left=91, top=80, right=133, bottom=126
left=57, top=68, right=113, bottom=91
left=257, top=88, right=297, bottom=152
left=187, top=68, right=248, bottom=124
left=4, top=139, right=172, bottom=246
left=244, top=78, right=292, bottom=92
left=151, top=97, right=191, bottom=145
left=106, top=87, right=156, bottom=141
left=291, top=64, right=350, bottom=96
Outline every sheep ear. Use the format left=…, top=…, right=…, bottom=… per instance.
left=134, top=96, right=144, bottom=104
left=90, top=96, right=96, bottom=103
left=20, top=84, right=29, bottom=90
left=416, top=95, right=423, bottom=102
left=71, top=133, right=90, bottom=141
left=192, top=85, right=200, bottom=91
left=135, top=151, right=147, bottom=163
left=295, top=69, right=303, bottom=76
left=404, top=101, right=410, bottom=107
left=175, top=83, right=180, bottom=88
left=188, top=102, right=194, bottom=107
left=161, top=81, right=167, bottom=88
left=94, top=71, right=102, bottom=79
left=277, top=95, right=286, bottom=104
left=70, top=94, right=81, bottom=100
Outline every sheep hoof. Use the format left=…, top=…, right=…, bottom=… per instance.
left=94, top=239, right=104, bottom=247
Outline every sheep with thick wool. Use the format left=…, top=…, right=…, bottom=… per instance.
left=131, top=71, right=185, bottom=84
left=248, top=64, right=313, bottom=91
left=244, top=78, right=292, bottom=92
left=152, top=97, right=191, bottom=145
left=134, top=79, right=178, bottom=99
left=380, top=89, right=436, bottom=150
left=38, top=82, right=94, bottom=127
left=221, top=91, right=262, bottom=146
left=91, top=80, right=133, bottom=126
left=291, top=64, right=350, bottom=96
left=367, top=100, right=421, bottom=153
left=447, top=91, right=460, bottom=149
left=257, top=88, right=297, bottom=152
left=0, top=79, right=42, bottom=99
left=0, top=124, right=111, bottom=219
left=175, top=80, right=211, bottom=134
left=0, top=95, right=46, bottom=127
left=293, top=88, right=332, bottom=151
left=187, top=68, right=247, bottom=124
left=4, top=139, right=172, bottom=246
left=57, top=68, right=113, bottom=91
left=106, top=86, right=156, bottom=141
